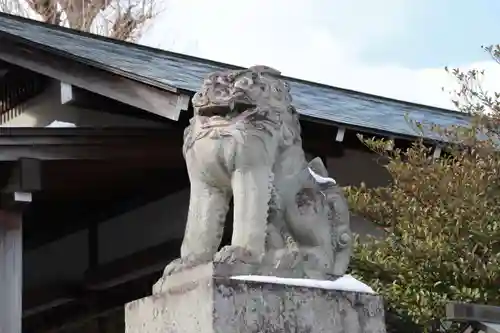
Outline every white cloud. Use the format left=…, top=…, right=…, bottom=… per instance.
left=140, top=0, right=500, bottom=110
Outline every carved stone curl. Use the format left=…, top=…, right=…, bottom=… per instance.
left=163, top=65, right=352, bottom=279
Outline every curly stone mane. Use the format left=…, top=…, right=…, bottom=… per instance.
left=183, top=66, right=302, bottom=155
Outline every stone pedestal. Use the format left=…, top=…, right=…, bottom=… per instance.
left=125, top=263, right=386, bottom=333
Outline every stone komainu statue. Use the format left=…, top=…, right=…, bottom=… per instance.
left=165, top=65, right=352, bottom=278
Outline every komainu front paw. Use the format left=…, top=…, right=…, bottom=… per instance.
left=213, top=245, right=261, bottom=265
left=162, top=254, right=212, bottom=277
left=162, top=258, right=185, bottom=277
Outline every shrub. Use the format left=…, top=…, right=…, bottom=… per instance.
left=346, top=45, right=500, bottom=332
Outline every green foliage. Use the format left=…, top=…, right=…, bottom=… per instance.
left=345, top=45, right=500, bottom=332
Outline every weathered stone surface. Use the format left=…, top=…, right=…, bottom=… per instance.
left=126, top=66, right=385, bottom=333
left=126, top=263, right=386, bottom=333
left=163, top=65, right=353, bottom=280
left=153, top=261, right=337, bottom=295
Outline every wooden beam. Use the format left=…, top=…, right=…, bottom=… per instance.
left=0, top=40, right=190, bottom=121
left=23, top=237, right=182, bottom=331
left=3, top=158, right=42, bottom=193
left=0, top=127, right=181, bottom=143
left=24, top=174, right=189, bottom=251
left=22, top=237, right=185, bottom=329
left=176, top=94, right=190, bottom=111
left=0, top=128, right=184, bottom=162
left=85, top=238, right=182, bottom=291
left=335, top=127, right=345, bottom=142
left=0, top=158, right=39, bottom=332
left=24, top=278, right=152, bottom=333
left=59, top=82, right=190, bottom=124
left=0, top=159, right=38, bottom=206
left=0, top=142, right=181, bottom=161
left=0, top=195, right=30, bottom=333
left=0, top=210, right=22, bottom=333
left=23, top=284, right=79, bottom=318
left=433, top=146, right=442, bottom=159
left=60, top=81, right=74, bottom=105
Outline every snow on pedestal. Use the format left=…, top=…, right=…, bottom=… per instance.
left=45, top=120, right=77, bottom=128
left=230, top=274, right=375, bottom=294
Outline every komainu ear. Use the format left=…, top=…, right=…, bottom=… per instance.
left=308, top=157, right=328, bottom=177
left=248, top=65, right=282, bottom=76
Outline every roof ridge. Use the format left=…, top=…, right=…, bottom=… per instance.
left=0, top=12, right=244, bottom=70
left=0, top=12, right=464, bottom=118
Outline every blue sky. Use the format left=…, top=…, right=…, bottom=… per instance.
left=364, top=0, right=500, bottom=68
left=140, top=0, right=500, bottom=109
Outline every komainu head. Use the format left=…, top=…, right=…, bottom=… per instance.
left=192, top=65, right=293, bottom=117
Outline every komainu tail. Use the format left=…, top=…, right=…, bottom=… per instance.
left=308, top=157, right=353, bottom=276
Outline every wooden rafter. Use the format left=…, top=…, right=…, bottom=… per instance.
left=0, top=37, right=190, bottom=121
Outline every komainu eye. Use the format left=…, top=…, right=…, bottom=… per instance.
left=235, top=77, right=252, bottom=88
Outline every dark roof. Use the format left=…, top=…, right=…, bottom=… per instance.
left=0, top=13, right=471, bottom=139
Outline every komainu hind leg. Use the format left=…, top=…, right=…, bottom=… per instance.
left=308, top=156, right=352, bottom=276
left=283, top=157, right=339, bottom=276
left=286, top=187, right=335, bottom=274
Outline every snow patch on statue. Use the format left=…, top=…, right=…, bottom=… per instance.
left=308, top=167, right=336, bottom=184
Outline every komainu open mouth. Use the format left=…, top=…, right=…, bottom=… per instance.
left=197, top=101, right=256, bottom=117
